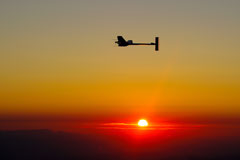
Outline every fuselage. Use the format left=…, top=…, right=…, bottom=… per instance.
left=116, top=40, right=154, bottom=47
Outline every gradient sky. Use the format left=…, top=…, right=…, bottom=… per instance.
left=1, top=0, right=240, bottom=120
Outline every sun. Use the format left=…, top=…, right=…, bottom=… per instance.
left=138, top=119, right=148, bottom=127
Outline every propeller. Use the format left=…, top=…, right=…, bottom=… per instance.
left=112, top=39, right=119, bottom=47
left=112, top=39, right=118, bottom=43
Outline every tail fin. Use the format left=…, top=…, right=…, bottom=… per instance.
left=117, top=36, right=127, bottom=43
left=117, top=36, right=128, bottom=46
left=155, top=37, right=159, bottom=51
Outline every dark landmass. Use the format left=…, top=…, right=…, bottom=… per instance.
left=1, top=128, right=240, bottom=160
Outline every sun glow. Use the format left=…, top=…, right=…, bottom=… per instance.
left=138, top=119, right=148, bottom=127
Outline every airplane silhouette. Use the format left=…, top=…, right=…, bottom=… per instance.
left=115, top=36, right=159, bottom=51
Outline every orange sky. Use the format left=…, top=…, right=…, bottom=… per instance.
left=0, top=0, right=240, bottom=121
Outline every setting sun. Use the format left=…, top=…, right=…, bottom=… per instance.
left=138, top=119, right=148, bottom=127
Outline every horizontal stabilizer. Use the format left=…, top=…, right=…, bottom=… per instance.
left=155, top=37, right=159, bottom=51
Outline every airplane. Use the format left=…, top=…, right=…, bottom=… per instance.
left=115, top=36, right=159, bottom=51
